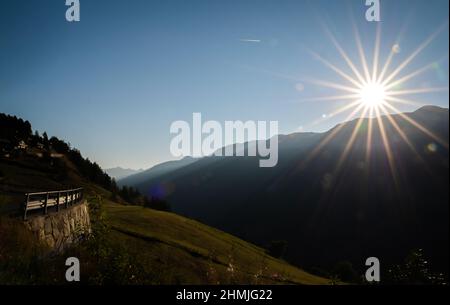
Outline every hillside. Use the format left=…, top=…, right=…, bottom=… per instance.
left=0, top=112, right=330, bottom=284
left=121, top=106, right=449, bottom=274
left=103, top=202, right=330, bottom=284
left=1, top=194, right=331, bottom=284
left=0, top=144, right=113, bottom=214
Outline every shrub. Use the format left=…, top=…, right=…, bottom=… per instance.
left=386, top=249, right=448, bottom=285
left=267, top=240, right=288, bottom=259
left=331, top=261, right=360, bottom=283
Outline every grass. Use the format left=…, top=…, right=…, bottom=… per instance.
left=0, top=154, right=332, bottom=285
left=103, top=201, right=331, bottom=285
left=0, top=195, right=333, bottom=285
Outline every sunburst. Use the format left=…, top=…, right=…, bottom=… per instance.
left=305, top=22, right=448, bottom=116
left=298, top=20, right=449, bottom=182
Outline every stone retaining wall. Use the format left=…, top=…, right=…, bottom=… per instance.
left=24, top=201, right=91, bottom=252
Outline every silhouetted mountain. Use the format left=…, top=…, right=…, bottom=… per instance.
left=118, top=156, right=198, bottom=185
left=125, top=106, right=449, bottom=273
left=105, top=167, right=143, bottom=180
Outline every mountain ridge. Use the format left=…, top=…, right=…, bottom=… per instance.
left=121, top=105, right=449, bottom=273
left=105, top=167, right=144, bottom=180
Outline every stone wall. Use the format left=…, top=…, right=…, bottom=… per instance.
left=24, top=201, right=91, bottom=252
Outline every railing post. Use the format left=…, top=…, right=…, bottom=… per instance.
left=56, top=192, right=60, bottom=212
left=22, top=188, right=83, bottom=219
left=43, top=192, right=49, bottom=215
left=23, top=194, right=29, bottom=221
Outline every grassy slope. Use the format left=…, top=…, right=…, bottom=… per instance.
left=0, top=155, right=331, bottom=284
left=104, top=201, right=331, bottom=285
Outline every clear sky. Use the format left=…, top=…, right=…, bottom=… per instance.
left=1, top=0, right=448, bottom=169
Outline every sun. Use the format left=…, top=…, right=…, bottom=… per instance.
left=295, top=20, right=449, bottom=182
left=358, top=82, right=386, bottom=108
left=301, top=21, right=448, bottom=124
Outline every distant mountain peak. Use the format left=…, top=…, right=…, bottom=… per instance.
left=414, top=105, right=448, bottom=113
left=105, top=167, right=143, bottom=180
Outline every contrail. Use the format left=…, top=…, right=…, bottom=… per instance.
left=240, top=39, right=261, bottom=43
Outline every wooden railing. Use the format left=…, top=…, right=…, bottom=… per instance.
left=23, top=188, right=84, bottom=220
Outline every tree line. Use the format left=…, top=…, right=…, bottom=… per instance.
left=0, top=112, right=169, bottom=211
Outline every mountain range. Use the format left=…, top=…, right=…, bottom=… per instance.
left=118, top=157, right=197, bottom=186
left=105, top=167, right=144, bottom=180
left=120, top=105, right=449, bottom=273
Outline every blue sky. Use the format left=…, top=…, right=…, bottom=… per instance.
left=0, top=0, right=448, bottom=169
